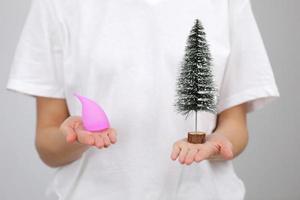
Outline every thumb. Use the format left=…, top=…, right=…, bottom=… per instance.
left=219, top=140, right=234, bottom=160
left=66, top=131, right=77, bottom=143
left=62, top=125, right=78, bottom=144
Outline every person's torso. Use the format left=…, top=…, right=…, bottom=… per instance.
left=47, top=0, right=245, bottom=199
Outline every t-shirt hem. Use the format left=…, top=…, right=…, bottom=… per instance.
left=217, top=84, right=280, bottom=114
left=6, top=78, right=65, bottom=99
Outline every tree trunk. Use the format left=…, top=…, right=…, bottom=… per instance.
left=187, top=131, right=206, bottom=144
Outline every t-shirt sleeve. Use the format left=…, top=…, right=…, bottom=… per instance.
left=216, top=0, right=280, bottom=114
left=6, top=0, right=65, bottom=98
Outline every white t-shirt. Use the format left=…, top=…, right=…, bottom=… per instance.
left=6, top=0, right=280, bottom=199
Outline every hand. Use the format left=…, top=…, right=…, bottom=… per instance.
left=59, top=116, right=117, bottom=149
left=170, top=132, right=234, bottom=165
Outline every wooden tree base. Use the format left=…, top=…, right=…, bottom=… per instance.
left=187, top=132, right=206, bottom=144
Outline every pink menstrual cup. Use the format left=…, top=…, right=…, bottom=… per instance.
left=74, top=93, right=110, bottom=132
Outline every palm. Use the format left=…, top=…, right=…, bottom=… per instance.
left=60, top=116, right=117, bottom=148
left=170, top=133, right=233, bottom=165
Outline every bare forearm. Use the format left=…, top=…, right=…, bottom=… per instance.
left=35, top=126, right=89, bottom=168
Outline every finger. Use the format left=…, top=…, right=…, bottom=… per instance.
left=170, top=144, right=181, bottom=161
left=61, top=123, right=79, bottom=143
left=76, top=128, right=95, bottom=145
left=220, top=141, right=234, bottom=160
left=107, top=128, right=117, bottom=144
left=195, top=143, right=216, bottom=162
left=94, top=135, right=105, bottom=149
left=194, top=146, right=206, bottom=162
left=185, top=148, right=198, bottom=165
left=66, top=132, right=77, bottom=143
left=73, top=121, right=81, bottom=129
left=178, top=146, right=189, bottom=164
left=101, top=134, right=111, bottom=148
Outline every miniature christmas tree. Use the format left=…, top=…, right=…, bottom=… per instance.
left=174, top=19, right=218, bottom=144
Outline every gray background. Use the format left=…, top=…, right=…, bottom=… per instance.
left=0, top=0, right=299, bottom=199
